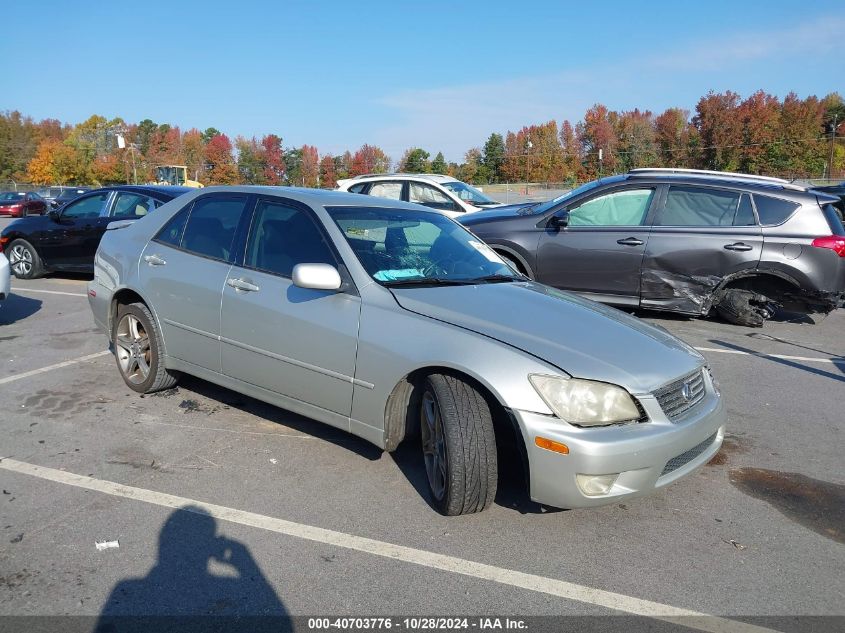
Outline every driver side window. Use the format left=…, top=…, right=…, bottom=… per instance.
left=61, top=192, right=109, bottom=219
left=568, top=188, right=654, bottom=227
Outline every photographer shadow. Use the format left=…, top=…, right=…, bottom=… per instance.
left=96, top=505, right=290, bottom=633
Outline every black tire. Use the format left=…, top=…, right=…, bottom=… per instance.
left=715, top=288, right=776, bottom=327
left=420, top=374, right=497, bottom=515
left=7, top=239, right=43, bottom=279
left=113, top=302, right=179, bottom=393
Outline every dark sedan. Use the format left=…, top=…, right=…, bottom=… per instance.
left=0, top=185, right=190, bottom=279
left=811, top=181, right=844, bottom=220
left=0, top=191, right=48, bottom=217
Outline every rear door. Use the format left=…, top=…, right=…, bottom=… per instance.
left=641, top=185, right=762, bottom=313
left=219, top=196, right=360, bottom=421
left=535, top=186, right=658, bottom=304
left=139, top=193, right=252, bottom=372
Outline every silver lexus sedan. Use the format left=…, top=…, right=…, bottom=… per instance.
left=88, top=186, right=726, bottom=515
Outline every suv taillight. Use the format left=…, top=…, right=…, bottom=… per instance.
left=0, top=236, right=8, bottom=254
left=811, top=236, right=845, bottom=257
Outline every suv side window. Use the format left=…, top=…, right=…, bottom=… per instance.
left=244, top=200, right=335, bottom=278
left=61, top=192, right=109, bottom=219
left=181, top=195, right=248, bottom=262
left=368, top=182, right=403, bottom=200
left=409, top=182, right=458, bottom=212
left=569, top=188, right=654, bottom=226
left=753, top=194, right=799, bottom=226
left=656, top=186, right=742, bottom=227
left=348, top=183, right=368, bottom=194
left=111, top=192, right=155, bottom=219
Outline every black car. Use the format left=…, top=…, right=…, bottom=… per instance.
left=0, top=185, right=190, bottom=279
left=811, top=181, right=845, bottom=219
left=460, top=169, right=845, bottom=326
left=53, top=186, right=91, bottom=209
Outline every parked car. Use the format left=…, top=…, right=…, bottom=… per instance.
left=0, top=185, right=190, bottom=279
left=51, top=187, right=90, bottom=209
left=337, top=173, right=504, bottom=217
left=0, top=252, right=9, bottom=303
left=0, top=191, right=48, bottom=217
left=89, top=186, right=725, bottom=515
left=460, top=169, right=845, bottom=327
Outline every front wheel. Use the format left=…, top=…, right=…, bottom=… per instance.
left=113, top=302, right=179, bottom=393
left=420, top=374, right=498, bottom=515
left=8, top=239, right=43, bottom=279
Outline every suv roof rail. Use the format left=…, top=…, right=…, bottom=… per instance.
left=627, top=168, right=807, bottom=191
left=352, top=172, right=451, bottom=180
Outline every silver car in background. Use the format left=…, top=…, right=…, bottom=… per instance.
left=0, top=252, right=10, bottom=302
left=88, top=186, right=726, bottom=515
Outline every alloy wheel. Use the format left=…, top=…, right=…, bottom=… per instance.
left=9, top=244, right=33, bottom=276
left=421, top=390, right=448, bottom=501
left=115, top=314, right=151, bottom=385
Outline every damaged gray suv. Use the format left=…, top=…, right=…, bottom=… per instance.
left=460, top=169, right=845, bottom=326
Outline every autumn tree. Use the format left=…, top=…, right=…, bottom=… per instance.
left=400, top=148, right=430, bottom=173
left=236, top=136, right=266, bottom=184
left=654, top=108, right=691, bottom=167
left=350, top=144, right=390, bottom=176
left=261, top=134, right=285, bottom=184
left=26, top=140, right=59, bottom=184
left=183, top=129, right=206, bottom=184
left=204, top=134, right=239, bottom=184
left=615, top=109, right=657, bottom=171
left=320, top=154, right=337, bottom=188
left=577, top=104, right=618, bottom=178
left=693, top=91, right=743, bottom=171
left=301, top=145, right=320, bottom=187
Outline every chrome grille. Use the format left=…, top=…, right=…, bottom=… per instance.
left=661, top=432, right=718, bottom=477
left=653, top=368, right=706, bottom=421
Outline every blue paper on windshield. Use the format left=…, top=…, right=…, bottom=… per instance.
left=373, top=269, right=424, bottom=282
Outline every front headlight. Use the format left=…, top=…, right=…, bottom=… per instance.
left=528, top=374, right=642, bottom=427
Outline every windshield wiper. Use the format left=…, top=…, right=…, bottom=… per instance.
left=382, top=278, right=471, bottom=288
left=467, top=274, right=522, bottom=284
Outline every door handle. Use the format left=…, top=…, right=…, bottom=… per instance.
left=227, top=277, right=260, bottom=292
left=616, top=237, right=644, bottom=246
left=724, top=242, right=753, bottom=252
left=143, top=254, right=167, bottom=266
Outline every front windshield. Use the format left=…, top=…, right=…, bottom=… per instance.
left=0, top=192, right=25, bottom=201
left=440, top=181, right=498, bottom=206
left=326, top=206, right=518, bottom=286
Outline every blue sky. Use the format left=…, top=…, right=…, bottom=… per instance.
left=2, top=1, right=843, bottom=162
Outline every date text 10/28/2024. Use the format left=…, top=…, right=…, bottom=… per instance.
left=308, top=618, right=528, bottom=630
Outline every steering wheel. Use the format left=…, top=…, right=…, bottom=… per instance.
left=422, top=257, right=456, bottom=278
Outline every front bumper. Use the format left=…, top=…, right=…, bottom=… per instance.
left=512, top=373, right=726, bottom=509
left=0, top=253, right=10, bottom=300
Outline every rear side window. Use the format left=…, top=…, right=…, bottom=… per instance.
left=181, top=195, right=249, bottom=262
left=753, top=195, right=799, bottom=226
left=111, top=192, right=155, bottom=219
left=369, top=182, right=403, bottom=200
left=656, top=186, right=743, bottom=227
left=348, top=183, right=368, bottom=194
left=244, top=200, right=335, bottom=277
left=155, top=207, right=190, bottom=246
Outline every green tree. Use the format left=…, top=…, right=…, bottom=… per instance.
left=431, top=151, right=447, bottom=174
left=201, top=127, right=222, bottom=144
left=401, top=148, right=430, bottom=173
left=236, top=136, right=266, bottom=184
left=482, top=133, right=505, bottom=182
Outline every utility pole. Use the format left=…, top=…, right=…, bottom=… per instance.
left=828, top=114, right=839, bottom=181
left=598, top=148, right=604, bottom=178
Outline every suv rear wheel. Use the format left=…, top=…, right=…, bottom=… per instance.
left=715, top=288, right=777, bottom=327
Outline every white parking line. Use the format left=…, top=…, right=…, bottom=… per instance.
left=10, top=287, right=88, bottom=297
left=0, top=350, right=110, bottom=385
left=0, top=457, right=777, bottom=633
left=694, top=346, right=844, bottom=365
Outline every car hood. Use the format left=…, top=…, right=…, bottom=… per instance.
left=391, top=281, right=704, bottom=394
left=459, top=203, right=536, bottom=225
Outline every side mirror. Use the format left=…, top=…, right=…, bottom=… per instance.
left=549, top=211, right=570, bottom=228
left=49, top=210, right=60, bottom=221
left=292, top=263, right=342, bottom=291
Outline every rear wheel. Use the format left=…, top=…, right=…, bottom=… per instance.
left=8, top=239, right=43, bottom=279
left=113, top=302, right=179, bottom=393
left=420, top=374, right=497, bottom=515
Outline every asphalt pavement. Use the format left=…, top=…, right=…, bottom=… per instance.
left=0, top=247, right=843, bottom=631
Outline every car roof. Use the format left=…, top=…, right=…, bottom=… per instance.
left=622, top=169, right=817, bottom=198
left=189, top=185, right=429, bottom=210
left=344, top=173, right=456, bottom=184
left=85, top=185, right=193, bottom=199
